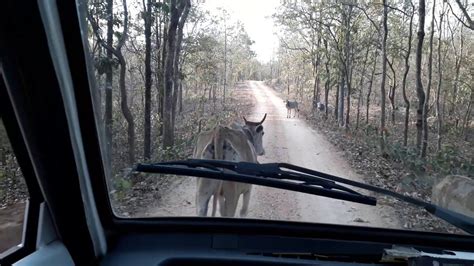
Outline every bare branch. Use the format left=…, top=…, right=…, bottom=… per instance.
left=454, top=0, right=474, bottom=30
left=448, top=0, right=474, bottom=30
left=280, top=38, right=310, bottom=54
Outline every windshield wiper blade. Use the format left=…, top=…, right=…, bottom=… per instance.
left=136, top=160, right=377, bottom=206
left=135, top=159, right=474, bottom=234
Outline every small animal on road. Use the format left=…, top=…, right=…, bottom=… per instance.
left=285, top=100, right=299, bottom=118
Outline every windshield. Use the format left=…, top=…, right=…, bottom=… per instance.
left=81, top=0, right=473, bottom=235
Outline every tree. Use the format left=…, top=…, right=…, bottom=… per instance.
left=421, top=0, right=436, bottom=158
left=401, top=1, right=414, bottom=147
left=324, top=39, right=331, bottom=120
left=88, top=0, right=136, bottom=164
left=379, top=0, right=388, bottom=154
left=143, top=0, right=153, bottom=160
left=356, top=46, right=370, bottom=129
left=415, top=0, right=426, bottom=154
left=366, top=50, right=377, bottom=125
left=436, top=2, right=446, bottom=151
left=163, top=0, right=190, bottom=148
left=450, top=0, right=474, bottom=30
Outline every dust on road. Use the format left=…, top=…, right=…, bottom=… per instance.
left=142, top=81, right=400, bottom=229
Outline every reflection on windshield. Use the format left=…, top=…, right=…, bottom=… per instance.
left=83, top=0, right=473, bottom=235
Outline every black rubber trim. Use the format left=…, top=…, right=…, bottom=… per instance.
left=55, top=0, right=116, bottom=232
left=0, top=75, right=41, bottom=265
left=0, top=1, right=98, bottom=264
left=113, top=217, right=474, bottom=251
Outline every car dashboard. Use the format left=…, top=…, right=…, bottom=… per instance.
left=100, top=232, right=474, bottom=266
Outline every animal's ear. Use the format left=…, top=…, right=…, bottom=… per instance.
left=256, top=125, right=263, bottom=133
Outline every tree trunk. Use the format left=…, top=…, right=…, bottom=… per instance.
left=366, top=51, right=377, bottom=125
left=223, top=16, right=227, bottom=104
left=422, top=0, right=436, bottom=158
left=436, top=5, right=445, bottom=151
left=163, top=0, right=188, bottom=148
left=449, top=25, right=464, bottom=118
left=159, top=13, right=168, bottom=137
left=335, top=74, right=340, bottom=120
left=163, top=0, right=180, bottom=148
left=105, top=0, right=113, bottom=159
left=117, top=53, right=135, bottom=164
left=415, top=0, right=426, bottom=154
left=143, top=0, right=152, bottom=160
left=387, top=58, right=397, bottom=125
left=287, top=74, right=290, bottom=96
left=380, top=0, right=388, bottom=154
left=117, top=1, right=134, bottom=164
left=324, top=40, right=330, bottom=120
left=155, top=1, right=162, bottom=113
left=312, top=63, right=317, bottom=108
left=313, top=35, right=322, bottom=105
left=208, top=84, right=211, bottom=100
left=338, top=71, right=345, bottom=125
left=462, top=91, right=473, bottom=138
left=356, top=47, right=370, bottom=130
left=344, top=5, right=353, bottom=129
left=179, top=77, right=183, bottom=114
left=171, top=0, right=190, bottom=130
left=402, top=2, right=414, bottom=147
left=89, top=0, right=134, bottom=164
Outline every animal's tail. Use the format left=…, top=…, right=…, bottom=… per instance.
left=213, top=126, right=225, bottom=160
left=211, top=127, right=225, bottom=216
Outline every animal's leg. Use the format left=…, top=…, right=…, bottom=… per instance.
left=211, top=182, right=223, bottom=216
left=196, top=190, right=211, bottom=216
left=218, top=193, right=225, bottom=217
left=196, top=178, right=220, bottom=216
left=221, top=182, right=239, bottom=217
left=211, top=194, right=217, bottom=217
left=240, top=188, right=252, bottom=217
left=223, top=194, right=239, bottom=217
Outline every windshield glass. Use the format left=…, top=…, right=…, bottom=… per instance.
left=81, top=0, right=473, bottom=235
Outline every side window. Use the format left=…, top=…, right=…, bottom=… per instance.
left=0, top=118, right=29, bottom=254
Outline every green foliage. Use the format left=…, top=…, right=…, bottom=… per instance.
left=116, top=177, right=132, bottom=190
left=111, top=177, right=132, bottom=201
left=431, top=145, right=473, bottom=176
left=387, top=143, right=426, bottom=174
left=386, top=142, right=473, bottom=177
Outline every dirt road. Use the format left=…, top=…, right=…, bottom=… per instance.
left=143, top=81, right=400, bottom=229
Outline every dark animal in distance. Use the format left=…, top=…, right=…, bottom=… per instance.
left=285, top=100, right=299, bottom=118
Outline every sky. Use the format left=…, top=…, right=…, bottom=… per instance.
left=201, top=0, right=280, bottom=63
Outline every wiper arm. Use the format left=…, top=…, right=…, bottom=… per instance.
left=135, top=159, right=474, bottom=234
left=136, top=159, right=377, bottom=206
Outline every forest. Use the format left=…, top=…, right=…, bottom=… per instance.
left=0, top=0, right=473, bottom=222
left=84, top=0, right=473, bottom=180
